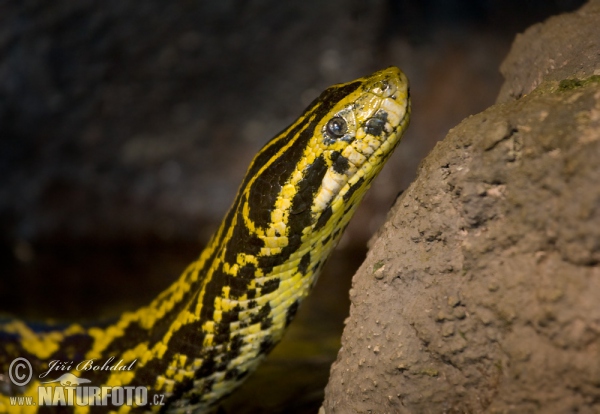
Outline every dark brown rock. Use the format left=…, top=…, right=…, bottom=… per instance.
left=322, top=1, right=600, bottom=412
left=497, top=0, right=600, bottom=103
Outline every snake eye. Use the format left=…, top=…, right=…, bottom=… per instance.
left=325, top=116, right=347, bottom=139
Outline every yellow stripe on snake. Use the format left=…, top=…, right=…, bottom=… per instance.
left=0, top=67, right=410, bottom=413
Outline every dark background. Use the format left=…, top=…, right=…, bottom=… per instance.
left=0, top=0, right=586, bottom=412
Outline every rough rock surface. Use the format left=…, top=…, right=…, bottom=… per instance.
left=322, top=1, right=600, bottom=413
left=497, top=0, right=600, bottom=104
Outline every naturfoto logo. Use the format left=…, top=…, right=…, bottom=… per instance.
left=7, top=357, right=166, bottom=409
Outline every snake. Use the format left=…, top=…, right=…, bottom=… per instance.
left=0, top=67, right=410, bottom=413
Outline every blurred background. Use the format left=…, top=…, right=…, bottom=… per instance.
left=0, top=0, right=586, bottom=412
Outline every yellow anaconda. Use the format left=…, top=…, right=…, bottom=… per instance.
left=0, top=67, right=410, bottom=413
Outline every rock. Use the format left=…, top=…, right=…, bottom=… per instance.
left=322, top=1, right=600, bottom=412
left=497, top=0, right=600, bottom=103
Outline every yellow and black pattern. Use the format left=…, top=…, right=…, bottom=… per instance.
left=0, top=67, right=410, bottom=413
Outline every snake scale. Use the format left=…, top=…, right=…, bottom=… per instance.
left=0, top=67, right=410, bottom=413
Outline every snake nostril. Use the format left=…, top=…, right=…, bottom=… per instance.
left=364, top=112, right=389, bottom=136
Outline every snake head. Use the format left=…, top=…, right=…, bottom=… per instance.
left=309, top=67, right=411, bottom=218
left=235, top=67, right=410, bottom=258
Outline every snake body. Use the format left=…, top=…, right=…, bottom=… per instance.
left=0, top=67, right=410, bottom=413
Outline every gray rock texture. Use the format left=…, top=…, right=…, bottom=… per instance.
left=322, top=1, right=600, bottom=412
